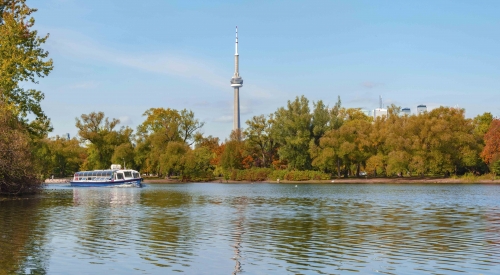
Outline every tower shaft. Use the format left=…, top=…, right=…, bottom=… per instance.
left=230, top=26, right=243, bottom=132
left=234, top=88, right=240, bottom=130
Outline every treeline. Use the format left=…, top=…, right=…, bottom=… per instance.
left=35, top=95, right=500, bottom=182
left=3, top=2, right=500, bottom=196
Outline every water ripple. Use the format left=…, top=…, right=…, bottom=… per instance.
left=1, top=184, right=500, bottom=274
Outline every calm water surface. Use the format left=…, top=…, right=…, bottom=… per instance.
left=1, top=183, right=500, bottom=274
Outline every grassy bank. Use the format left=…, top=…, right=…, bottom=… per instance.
left=143, top=172, right=500, bottom=184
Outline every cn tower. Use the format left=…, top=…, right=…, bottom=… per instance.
left=230, top=26, right=243, bottom=131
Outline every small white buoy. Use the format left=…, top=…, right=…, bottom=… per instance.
left=295, top=185, right=297, bottom=187
left=331, top=180, right=335, bottom=183
left=277, top=178, right=280, bottom=183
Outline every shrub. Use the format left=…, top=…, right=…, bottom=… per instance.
left=227, top=169, right=331, bottom=182
left=229, top=168, right=272, bottom=181
left=270, top=170, right=330, bottom=181
left=269, top=170, right=288, bottom=181
left=0, top=106, right=43, bottom=195
left=492, top=160, right=500, bottom=177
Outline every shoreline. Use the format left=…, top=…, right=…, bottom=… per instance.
left=143, top=177, right=500, bottom=184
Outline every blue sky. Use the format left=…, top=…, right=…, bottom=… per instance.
left=32, top=0, right=500, bottom=139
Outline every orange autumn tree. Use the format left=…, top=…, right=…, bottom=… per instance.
left=481, top=119, right=500, bottom=170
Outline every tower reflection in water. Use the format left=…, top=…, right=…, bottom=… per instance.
left=231, top=196, right=248, bottom=274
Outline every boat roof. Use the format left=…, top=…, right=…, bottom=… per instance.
left=75, top=169, right=139, bottom=173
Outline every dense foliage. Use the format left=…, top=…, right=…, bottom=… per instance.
left=0, top=103, right=42, bottom=195
left=0, top=0, right=53, bottom=137
left=0, top=0, right=52, bottom=195
left=36, top=95, right=495, bottom=182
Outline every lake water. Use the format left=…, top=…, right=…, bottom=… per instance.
left=1, top=183, right=500, bottom=274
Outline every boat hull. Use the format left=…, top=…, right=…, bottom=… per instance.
left=70, top=178, right=142, bottom=187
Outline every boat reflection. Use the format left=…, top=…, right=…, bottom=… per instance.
left=73, top=187, right=140, bottom=206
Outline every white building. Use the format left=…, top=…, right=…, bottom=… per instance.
left=360, top=108, right=372, bottom=117
left=417, top=105, right=427, bottom=114
left=401, top=108, right=411, bottom=116
left=373, top=108, right=388, bottom=119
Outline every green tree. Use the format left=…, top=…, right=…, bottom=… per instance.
left=244, top=114, right=276, bottom=167
left=311, top=100, right=330, bottom=146
left=492, top=160, right=500, bottom=178
left=112, top=143, right=135, bottom=170
left=310, top=128, right=342, bottom=176
left=179, top=109, right=205, bottom=145
left=181, top=146, right=214, bottom=181
left=75, top=112, right=132, bottom=170
left=160, top=141, right=189, bottom=177
left=423, top=107, right=478, bottom=175
left=329, top=96, right=344, bottom=131
left=137, top=107, right=204, bottom=145
left=336, top=116, right=373, bottom=177
left=221, top=130, right=244, bottom=171
left=135, top=107, right=204, bottom=175
left=272, top=95, right=313, bottom=170
left=0, top=0, right=53, bottom=137
left=313, top=108, right=372, bottom=177
left=378, top=106, right=479, bottom=176
left=32, top=136, right=84, bottom=180
left=46, top=136, right=85, bottom=177
left=473, top=112, right=494, bottom=138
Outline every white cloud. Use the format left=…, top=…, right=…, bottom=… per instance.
left=47, top=30, right=232, bottom=91
left=362, top=81, right=384, bottom=89
left=45, top=29, right=286, bottom=103
left=193, top=100, right=210, bottom=107
left=67, top=81, right=98, bottom=89
left=119, top=116, right=133, bottom=125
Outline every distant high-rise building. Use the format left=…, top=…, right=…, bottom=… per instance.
left=360, top=108, right=371, bottom=117
left=373, top=95, right=388, bottom=119
left=401, top=108, right=411, bottom=115
left=373, top=108, right=388, bottom=119
left=417, top=105, right=427, bottom=114
left=230, top=26, right=243, bottom=131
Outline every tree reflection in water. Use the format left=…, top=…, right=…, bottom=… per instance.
left=71, top=188, right=141, bottom=260
left=0, top=198, right=49, bottom=275
left=137, top=190, right=197, bottom=268
left=1, top=184, right=500, bottom=274
left=242, top=196, right=500, bottom=274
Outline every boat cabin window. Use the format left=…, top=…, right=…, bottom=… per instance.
left=124, top=171, right=132, bottom=178
left=116, top=173, right=124, bottom=180
left=133, top=172, right=140, bottom=178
